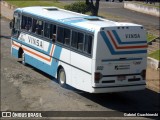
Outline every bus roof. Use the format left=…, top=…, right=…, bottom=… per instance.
left=15, top=6, right=142, bottom=32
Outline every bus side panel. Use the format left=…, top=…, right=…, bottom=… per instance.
left=58, top=62, right=72, bottom=85
left=23, top=44, right=62, bottom=77
left=71, top=67, right=92, bottom=92
left=24, top=54, right=57, bottom=76
left=70, top=51, right=92, bottom=92
left=11, top=47, right=19, bottom=58
left=13, top=32, right=73, bottom=81
left=57, top=47, right=71, bottom=85
left=11, top=40, right=20, bottom=58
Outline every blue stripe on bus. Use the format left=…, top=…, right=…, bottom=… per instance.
left=102, top=58, right=142, bottom=62
left=100, top=31, right=147, bottom=55
left=25, top=45, right=62, bottom=77
left=112, top=30, right=147, bottom=44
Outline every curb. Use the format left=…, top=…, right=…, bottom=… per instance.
left=124, top=2, right=159, bottom=17
left=147, top=57, right=160, bottom=70
left=148, top=37, right=160, bottom=45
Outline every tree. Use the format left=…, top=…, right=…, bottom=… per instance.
left=86, top=0, right=100, bottom=16
left=64, top=2, right=89, bottom=14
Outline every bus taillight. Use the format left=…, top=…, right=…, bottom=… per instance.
left=141, top=70, right=146, bottom=80
left=94, top=72, right=102, bottom=83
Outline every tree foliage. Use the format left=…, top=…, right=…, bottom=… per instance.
left=64, top=1, right=89, bottom=14
left=64, top=0, right=100, bottom=16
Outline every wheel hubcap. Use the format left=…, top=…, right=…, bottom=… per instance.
left=59, top=70, right=65, bottom=84
left=22, top=53, right=25, bottom=64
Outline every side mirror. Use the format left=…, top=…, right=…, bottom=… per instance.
left=9, top=20, right=14, bottom=29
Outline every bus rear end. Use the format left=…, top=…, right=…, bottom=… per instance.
left=92, top=24, right=147, bottom=93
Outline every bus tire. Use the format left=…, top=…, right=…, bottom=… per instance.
left=58, top=67, right=66, bottom=87
left=22, top=52, right=26, bottom=65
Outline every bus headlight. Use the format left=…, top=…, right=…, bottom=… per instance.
left=94, top=72, right=102, bottom=83
left=141, top=70, right=146, bottom=80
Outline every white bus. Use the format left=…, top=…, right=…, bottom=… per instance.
left=10, top=6, right=147, bottom=93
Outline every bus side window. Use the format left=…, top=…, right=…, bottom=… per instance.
left=71, top=31, right=78, bottom=48
left=32, top=19, right=37, bottom=33
left=57, top=27, right=64, bottom=44
left=71, top=31, right=84, bottom=51
left=37, top=20, right=43, bottom=35
left=50, top=24, right=56, bottom=42
left=21, top=16, right=27, bottom=29
left=34, top=20, right=43, bottom=35
left=84, top=35, right=93, bottom=54
left=21, top=16, right=32, bottom=31
left=26, top=17, right=32, bottom=31
left=77, top=32, right=84, bottom=51
left=64, top=28, right=71, bottom=45
left=44, top=22, right=50, bottom=38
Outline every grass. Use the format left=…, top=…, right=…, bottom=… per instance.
left=147, top=33, right=157, bottom=42
left=149, top=50, right=160, bottom=61
left=5, top=0, right=66, bottom=8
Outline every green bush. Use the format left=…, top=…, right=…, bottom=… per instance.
left=64, top=1, right=89, bottom=14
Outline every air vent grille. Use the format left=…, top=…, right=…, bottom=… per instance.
left=44, top=8, right=58, bottom=11
left=84, top=17, right=102, bottom=21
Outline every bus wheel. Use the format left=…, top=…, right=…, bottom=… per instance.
left=22, top=52, right=26, bottom=65
left=58, top=68, right=66, bottom=87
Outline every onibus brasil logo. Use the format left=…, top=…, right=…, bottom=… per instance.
left=1, top=112, right=42, bottom=118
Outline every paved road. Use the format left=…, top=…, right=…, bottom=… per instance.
left=1, top=17, right=159, bottom=119
left=59, top=1, right=159, bottom=35
left=98, top=2, right=159, bottom=35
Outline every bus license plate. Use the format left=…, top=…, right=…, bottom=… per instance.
left=117, top=76, right=126, bottom=81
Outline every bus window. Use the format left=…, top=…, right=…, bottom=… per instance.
left=71, top=31, right=84, bottom=51
left=84, top=35, right=92, bottom=54
left=21, top=16, right=32, bottom=31
left=50, top=24, right=57, bottom=42
left=71, top=31, right=78, bottom=48
left=21, top=16, right=27, bottom=29
left=57, top=27, right=64, bottom=43
left=44, top=22, right=50, bottom=38
left=12, top=13, right=20, bottom=37
left=32, top=19, right=37, bottom=33
left=77, top=32, right=84, bottom=51
left=64, top=28, right=70, bottom=45
left=14, top=17, right=20, bottom=30
left=27, top=17, right=32, bottom=31
left=34, top=20, right=43, bottom=35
